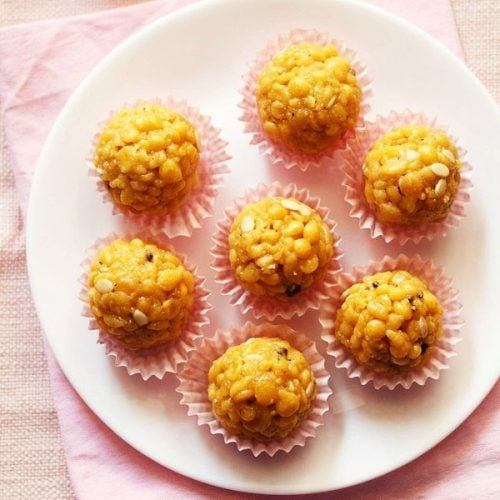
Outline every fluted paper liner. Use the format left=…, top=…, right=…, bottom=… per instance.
left=340, top=110, right=473, bottom=244
left=79, top=231, right=211, bottom=380
left=176, top=322, right=332, bottom=456
left=89, top=98, right=231, bottom=238
left=320, top=254, right=462, bottom=389
left=239, top=28, right=372, bottom=172
left=211, top=182, right=343, bottom=320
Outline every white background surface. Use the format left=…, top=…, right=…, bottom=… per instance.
left=27, top=0, right=500, bottom=494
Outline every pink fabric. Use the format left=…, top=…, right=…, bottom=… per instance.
left=0, top=0, right=497, bottom=498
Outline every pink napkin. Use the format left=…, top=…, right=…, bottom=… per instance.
left=0, top=0, right=498, bottom=498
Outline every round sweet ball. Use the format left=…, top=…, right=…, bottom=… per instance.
left=87, top=238, right=195, bottom=350
left=363, top=125, right=461, bottom=225
left=208, top=337, right=316, bottom=441
left=228, top=197, right=333, bottom=300
left=256, top=41, right=361, bottom=155
left=94, top=103, right=200, bottom=216
left=334, top=270, right=443, bottom=374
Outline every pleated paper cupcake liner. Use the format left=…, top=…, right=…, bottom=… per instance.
left=319, top=254, right=462, bottom=389
left=340, top=110, right=473, bottom=244
left=176, top=322, right=332, bottom=456
left=239, top=28, right=372, bottom=172
left=211, top=181, right=343, bottom=320
left=89, top=97, right=231, bottom=238
left=79, top=230, right=211, bottom=380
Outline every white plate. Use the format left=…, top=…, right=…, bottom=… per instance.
left=27, top=0, right=500, bottom=494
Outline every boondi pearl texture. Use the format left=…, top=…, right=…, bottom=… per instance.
left=228, top=196, right=333, bottom=300
left=334, top=270, right=443, bottom=374
left=256, top=41, right=361, bottom=154
left=88, top=238, right=195, bottom=350
left=94, top=103, right=200, bottom=216
left=207, top=337, right=316, bottom=441
left=362, top=125, right=461, bottom=225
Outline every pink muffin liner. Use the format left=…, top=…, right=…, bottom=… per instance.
left=211, top=181, right=343, bottom=320
left=239, top=28, right=372, bottom=172
left=89, top=98, right=231, bottom=238
left=340, top=110, right=473, bottom=244
left=79, top=230, right=212, bottom=380
left=176, top=322, right=332, bottom=457
left=319, top=254, right=463, bottom=390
